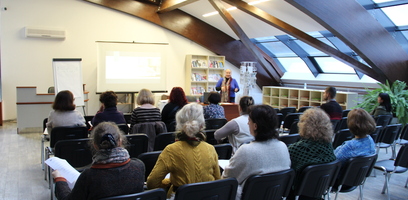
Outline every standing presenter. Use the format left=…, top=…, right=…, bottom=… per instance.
left=216, top=69, right=240, bottom=103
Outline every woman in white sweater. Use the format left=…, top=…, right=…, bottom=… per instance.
left=222, top=105, right=291, bottom=200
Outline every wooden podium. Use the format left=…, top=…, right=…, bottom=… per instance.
left=220, top=103, right=239, bottom=121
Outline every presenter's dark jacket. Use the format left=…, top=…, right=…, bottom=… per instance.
left=91, top=106, right=126, bottom=127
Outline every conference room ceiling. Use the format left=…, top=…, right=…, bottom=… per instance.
left=178, top=0, right=325, bottom=40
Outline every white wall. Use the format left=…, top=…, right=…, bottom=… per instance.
left=0, top=0, right=261, bottom=120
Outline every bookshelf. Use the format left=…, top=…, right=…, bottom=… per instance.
left=262, top=86, right=358, bottom=110
left=185, top=55, right=225, bottom=95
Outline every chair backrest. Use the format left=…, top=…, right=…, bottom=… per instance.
left=117, top=124, right=129, bottom=135
left=241, top=169, right=295, bottom=200
left=342, top=109, right=351, bottom=118
left=289, top=121, right=299, bottom=134
left=132, top=121, right=168, bottom=152
left=167, top=120, right=177, bottom=132
left=399, top=124, right=408, bottom=140
left=54, top=138, right=93, bottom=168
left=50, top=126, right=89, bottom=148
left=214, top=143, right=233, bottom=159
left=335, top=154, right=378, bottom=189
left=279, top=134, right=300, bottom=146
left=370, top=126, right=383, bottom=143
left=375, top=115, right=393, bottom=127
left=99, top=188, right=167, bottom=200
left=279, top=107, right=297, bottom=119
left=43, top=118, right=48, bottom=132
left=332, top=129, right=353, bottom=149
left=334, top=117, right=348, bottom=133
left=204, top=130, right=218, bottom=145
left=174, top=178, right=238, bottom=200
left=379, top=124, right=402, bottom=144
left=283, top=113, right=302, bottom=130
left=330, top=120, right=340, bottom=133
left=123, top=113, right=132, bottom=124
left=295, top=160, right=341, bottom=199
left=205, top=118, right=228, bottom=130
left=48, top=86, right=55, bottom=93
left=298, top=106, right=312, bottom=113
left=126, top=134, right=149, bottom=158
left=276, top=112, right=284, bottom=125
left=394, top=145, right=408, bottom=168
left=154, top=132, right=175, bottom=151
left=138, top=151, right=162, bottom=181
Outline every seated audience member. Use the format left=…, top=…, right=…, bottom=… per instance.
left=147, top=103, right=220, bottom=198
left=288, top=108, right=336, bottom=197
left=334, top=108, right=376, bottom=163
left=46, top=90, right=86, bottom=135
left=214, top=96, right=255, bottom=153
left=91, top=91, right=126, bottom=128
left=320, top=86, right=343, bottom=120
left=52, top=122, right=145, bottom=200
left=223, top=105, right=291, bottom=200
left=203, top=92, right=225, bottom=119
left=161, top=87, right=188, bottom=131
left=372, top=92, right=393, bottom=117
left=129, top=88, right=161, bottom=132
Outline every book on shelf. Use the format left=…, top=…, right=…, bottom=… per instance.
left=191, top=87, right=205, bottom=95
left=191, top=60, right=207, bottom=68
left=208, top=73, right=222, bottom=82
left=192, top=73, right=207, bottom=81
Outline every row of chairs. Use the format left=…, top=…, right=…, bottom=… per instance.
left=100, top=152, right=385, bottom=200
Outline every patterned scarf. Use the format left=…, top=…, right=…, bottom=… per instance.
left=92, top=147, right=130, bottom=164
left=221, top=77, right=231, bottom=102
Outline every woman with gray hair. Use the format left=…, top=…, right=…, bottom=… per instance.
left=147, top=103, right=220, bottom=198
left=52, top=122, right=145, bottom=200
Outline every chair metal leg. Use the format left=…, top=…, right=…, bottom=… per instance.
left=358, top=185, right=363, bottom=200
left=41, top=136, right=44, bottom=170
left=381, top=173, right=391, bottom=200
left=391, top=143, right=396, bottom=159
left=334, top=185, right=342, bottom=200
left=405, top=177, right=408, bottom=188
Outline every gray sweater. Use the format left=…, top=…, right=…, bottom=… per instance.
left=223, top=139, right=291, bottom=200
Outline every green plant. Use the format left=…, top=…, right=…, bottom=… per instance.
left=355, top=80, right=408, bottom=124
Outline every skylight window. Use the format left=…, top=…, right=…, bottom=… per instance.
left=381, top=4, right=408, bottom=26
left=314, top=57, right=356, bottom=73
left=277, top=57, right=311, bottom=73
left=260, top=41, right=296, bottom=57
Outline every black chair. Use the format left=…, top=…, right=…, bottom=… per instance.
left=279, top=134, right=300, bottom=147
left=214, top=143, right=233, bottom=159
left=41, top=118, right=49, bottom=170
left=138, top=151, right=162, bottom=181
left=288, top=121, right=299, bottom=134
left=276, top=113, right=284, bottom=128
left=49, top=138, right=93, bottom=196
left=375, top=114, right=393, bottom=127
left=297, top=106, right=312, bottom=113
left=204, top=130, right=218, bottom=145
left=117, top=124, right=129, bottom=134
left=279, top=107, right=297, bottom=119
left=174, top=178, right=238, bottom=200
left=374, top=145, right=408, bottom=200
left=398, top=124, right=408, bottom=145
left=282, top=113, right=302, bottom=131
left=84, top=115, right=94, bottom=130
left=376, top=124, right=402, bottom=159
left=334, top=117, right=348, bottom=133
left=342, top=109, right=351, bottom=117
left=123, top=113, right=132, bottom=124
left=154, top=132, right=175, bottom=151
left=126, top=134, right=149, bottom=158
left=330, top=120, right=340, bottom=133
left=333, top=154, right=378, bottom=200
left=241, top=169, right=295, bottom=200
left=370, top=126, right=383, bottom=144
left=294, top=160, right=342, bottom=200
left=99, top=188, right=167, bottom=200
left=167, top=120, right=177, bottom=132
left=332, top=129, right=353, bottom=149
left=205, top=118, right=228, bottom=130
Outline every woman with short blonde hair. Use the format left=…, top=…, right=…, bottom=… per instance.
left=129, top=88, right=161, bottom=134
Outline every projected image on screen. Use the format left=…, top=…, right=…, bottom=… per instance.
left=97, top=42, right=167, bottom=93
left=106, top=53, right=161, bottom=82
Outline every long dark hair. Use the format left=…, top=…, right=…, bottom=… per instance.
left=379, top=93, right=392, bottom=112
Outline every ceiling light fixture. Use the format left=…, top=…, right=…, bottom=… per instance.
left=203, top=0, right=269, bottom=17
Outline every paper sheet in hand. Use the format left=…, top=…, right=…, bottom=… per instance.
left=218, top=159, right=230, bottom=170
left=45, top=157, right=80, bottom=184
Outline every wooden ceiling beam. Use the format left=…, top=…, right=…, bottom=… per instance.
left=208, top=0, right=282, bottom=84
left=157, top=0, right=199, bottom=14
left=285, top=0, right=408, bottom=84
left=223, top=0, right=382, bottom=82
